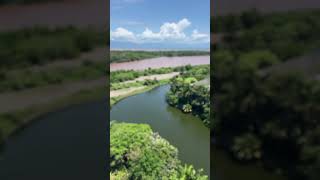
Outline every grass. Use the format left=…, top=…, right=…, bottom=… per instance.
left=110, top=79, right=169, bottom=106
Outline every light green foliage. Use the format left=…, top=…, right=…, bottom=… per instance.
left=183, top=77, right=197, bottom=84
left=180, top=65, right=210, bottom=81
left=110, top=122, right=208, bottom=179
left=182, top=104, right=193, bottom=113
left=110, top=67, right=175, bottom=83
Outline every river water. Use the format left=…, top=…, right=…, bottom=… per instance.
left=0, top=100, right=108, bottom=180
left=110, top=56, right=210, bottom=71
left=110, top=85, right=210, bottom=176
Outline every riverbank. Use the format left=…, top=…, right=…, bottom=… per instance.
left=110, top=79, right=170, bottom=106
left=0, top=85, right=106, bottom=145
left=110, top=70, right=184, bottom=106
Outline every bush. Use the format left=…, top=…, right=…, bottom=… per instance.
left=110, top=122, right=208, bottom=179
left=167, top=77, right=210, bottom=127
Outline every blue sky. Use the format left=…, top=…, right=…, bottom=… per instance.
left=111, top=0, right=210, bottom=50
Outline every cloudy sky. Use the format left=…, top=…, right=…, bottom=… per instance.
left=111, top=0, right=210, bottom=49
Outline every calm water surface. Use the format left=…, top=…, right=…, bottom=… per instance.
left=0, top=100, right=108, bottom=180
left=110, top=85, right=210, bottom=176
left=110, top=56, right=210, bottom=71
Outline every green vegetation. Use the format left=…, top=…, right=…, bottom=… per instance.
left=213, top=9, right=320, bottom=178
left=111, top=65, right=210, bottom=106
left=110, top=122, right=208, bottom=179
left=110, top=79, right=171, bottom=106
left=0, top=26, right=105, bottom=70
left=166, top=65, right=210, bottom=126
left=213, top=9, right=320, bottom=60
left=166, top=77, right=210, bottom=127
left=0, top=61, right=105, bottom=92
left=214, top=50, right=320, bottom=179
left=111, top=67, right=177, bottom=83
left=111, top=50, right=209, bottom=63
left=111, top=65, right=208, bottom=84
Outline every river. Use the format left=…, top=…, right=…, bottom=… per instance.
left=110, top=85, right=210, bottom=176
left=0, top=100, right=108, bottom=179
left=110, top=56, right=210, bottom=71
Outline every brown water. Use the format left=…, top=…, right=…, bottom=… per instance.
left=110, top=56, right=210, bottom=71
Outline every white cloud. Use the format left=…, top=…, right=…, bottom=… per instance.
left=111, top=18, right=209, bottom=44
left=190, top=30, right=210, bottom=43
left=110, top=27, right=136, bottom=42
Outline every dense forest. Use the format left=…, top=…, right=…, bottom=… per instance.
left=212, top=9, right=320, bottom=180
left=212, top=9, right=320, bottom=60
left=166, top=65, right=210, bottom=127
left=110, top=122, right=207, bottom=179
left=110, top=51, right=209, bottom=63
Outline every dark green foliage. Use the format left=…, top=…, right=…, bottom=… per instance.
left=0, top=26, right=105, bottom=70
left=213, top=9, right=320, bottom=60
left=0, top=61, right=105, bottom=92
left=110, top=51, right=209, bottom=63
left=212, top=10, right=320, bottom=179
left=110, top=122, right=208, bottom=179
left=0, top=130, right=3, bottom=146
left=166, top=76, right=210, bottom=127
left=213, top=48, right=320, bottom=179
left=143, top=79, right=158, bottom=86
